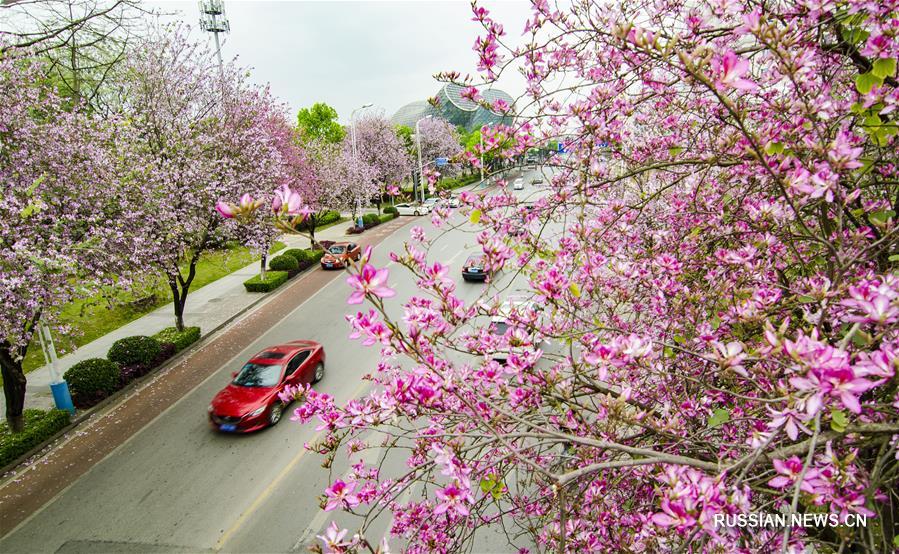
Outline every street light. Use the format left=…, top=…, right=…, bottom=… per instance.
left=479, top=126, right=485, bottom=183
left=37, top=321, right=74, bottom=415
left=351, top=103, right=373, bottom=228
left=415, top=115, right=433, bottom=204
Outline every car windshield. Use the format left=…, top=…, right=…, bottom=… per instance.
left=467, top=257, right=484, bottom=267
left=329, top=245, right=346, bottom=254
left=232, top=363, right=282, bottom=387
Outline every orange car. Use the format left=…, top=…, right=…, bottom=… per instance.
left=320, top=242, right=361, bottom=269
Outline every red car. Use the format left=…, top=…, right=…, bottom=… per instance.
left=320, top=242, right=361, bottom=270
left=208, top=340, right=326, bottom=433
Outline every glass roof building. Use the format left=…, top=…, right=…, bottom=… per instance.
left=390, top=84, right=515, bottom=132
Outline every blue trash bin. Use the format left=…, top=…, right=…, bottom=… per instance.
left=50, top=381, right=75, bottom=415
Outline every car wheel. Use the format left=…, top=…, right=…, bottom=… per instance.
left=269, top=402, right=284, bottom=426
left=414, top=210, right=420, bottom=216
left=312, top=362, right=325, bottom=383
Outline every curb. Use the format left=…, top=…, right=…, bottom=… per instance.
left=0, top=258, right=317, bottom=481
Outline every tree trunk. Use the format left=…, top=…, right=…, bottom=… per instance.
left=1, top=342, right=27, bottom=433
left=260, top=253, right=267, bottom=281
left=309, top=215, right=317, bottom=249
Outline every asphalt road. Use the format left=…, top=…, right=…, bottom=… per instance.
left=0, top=166, right=551, bottom=554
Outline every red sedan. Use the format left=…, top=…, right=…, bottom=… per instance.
left=320, top=242, right=361, bottom=269
left=208, top=340, right=326, bottom=433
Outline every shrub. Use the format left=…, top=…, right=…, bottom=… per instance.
left=244, top=271, right=288, bottom=292
left=0, top=409, right=71, bottom=468
left=107, top=335, right=162, bottom=368
left=294, top=210, right=341, bottom=231
left=153, top=327, right=201, bottom=352
left=363, top=213, right=380, bottom=226
left=283, top=248, right=310, bottom=264
left=379, top=213, right=396, bottom=223
left=269, top=254, right=299, bottom=272
left=308, top=249, right=325, bottom=263
left=383, top=205, right=398, bottom=216
left=64, top=358, right=121, bottom=408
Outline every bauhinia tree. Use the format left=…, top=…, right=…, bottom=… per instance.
left=351, top=112, right=411, bottom=214
left=118, top=27, right=289, bottom=331
left=416, top=115, right=463, bottom=182
left=251, top=1, right=899, bottom=552
left=0, top=52, right=142, bottom=431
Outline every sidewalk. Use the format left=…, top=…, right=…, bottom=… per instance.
left=0, top=216, right=381, bottom=419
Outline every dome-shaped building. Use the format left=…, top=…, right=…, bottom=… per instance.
left=391, top=83, right=515, bottom=131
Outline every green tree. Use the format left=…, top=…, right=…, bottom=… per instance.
left=395, top=124, right=414, bottom=155
left=296, top=102, right=345, bottom=144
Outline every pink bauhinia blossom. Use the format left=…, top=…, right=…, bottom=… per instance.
left=324, top=479, right=361, bottom=511
left=346, top=263, right=396, bottom=304
left=712, top=51, right=757, bottom=91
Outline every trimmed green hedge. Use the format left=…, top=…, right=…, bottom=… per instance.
left=309, top=249, right=325, bottom=263
left=362, top=213, right=380, bottom=226
left=269, top=254, right=299, bottom=272
left=436, top=173, right=480, bottom=191
left=379, top=212, right=396, bottom=223
left=153, top=326, right=201, bottom=352
left=0, top=409, right=71, bottom=468
left=383, top=205, right=398, bottom=216
left=283, top=248, right=310, bottom=264
left=107, top=335, right=161, bottom=368
left=64, top=358, right=121, bottom=408
left=244, top=271, right=288, bottom=292
left=294, top=210, right=341, bottom=231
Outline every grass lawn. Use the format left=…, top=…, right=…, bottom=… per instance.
left=15, top=241, right=284, bottom=378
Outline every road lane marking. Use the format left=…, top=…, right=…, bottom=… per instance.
left=215, top=378, right=372, bottom=552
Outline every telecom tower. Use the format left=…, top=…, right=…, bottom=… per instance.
left=198, top=0, right=229, bottom=75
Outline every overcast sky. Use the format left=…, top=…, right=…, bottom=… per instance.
left=149, top=1, right=531, bottom=124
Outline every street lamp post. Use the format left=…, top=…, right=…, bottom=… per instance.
left=37, top=322, right=74, bottom=415
left=351, top=103, right=373, bottom=229
left=479, top=127, right=485, bottom=183
left=414, top=115, right=432, bottom=204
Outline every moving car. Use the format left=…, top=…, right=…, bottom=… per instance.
left=462, top=254, right=489, bottom=282
left=394, top=203, right=431, bottom=216
left=208, top=340, right=326, bottom=432
left=423, top=197, right=441, bottom=209
left=320, top=242, right=361, bottom=269
left=489, top=300, right=544, bottom=363
left=531, top=176, right=544, bottom=184
left=447, top=195, right=460, bottom=208
left=513, top=178, right=525, bottom=190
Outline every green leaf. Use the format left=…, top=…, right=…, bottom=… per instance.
left=19, top=203, right=40, bottom=219
left=855, top=72, right=882, bottom=95
left=26, top=174, right=45, bottom=196
left=569, top=282, right=581, bottom=297
left=872, top=58, right=897, bottom=79
left=894, top=535, right=899, bottom=548
left=469, top=209, right=482, bottom=224
left=888, top=254, right=899, bottom=262
left=673, top=334, right=686, bottom=345
left=764, top=142, right=784, bottom=155
left=798, top=295, right=817, bottom=304
left=851, top=329, right=873, bottom=347
left=708, top=408, right=731, bottom=429
left=830, top=409, right=848, bottom=433
left=869, top=209, right=895, bottom=226
left=710, top=314, right=721, bottom=330
left=668, top=146, right=684, bottom=157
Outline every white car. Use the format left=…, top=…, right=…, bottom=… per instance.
left=512, top=178, right=525, bottom=190
left=394, top=203, right=430, bottom=216
left=423, top=197, right=440, bottom=209
left=488, top=299, right=544, bottom=363
left=447, top=195, right=460, bottom=208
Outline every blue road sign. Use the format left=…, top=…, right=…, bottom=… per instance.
left=558, top=142, right=567, bottom=153
left=435, top=157, right=448, bottom=167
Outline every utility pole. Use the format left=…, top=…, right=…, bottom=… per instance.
left=415, top=115, right=432, bottom=204
left=37, top=322, right=74, bottom=415
left=199, top=0, right=229, bottom=77
left=351, top=103, right=373, bottom=228
left=479, top=127, right=485, bottom=183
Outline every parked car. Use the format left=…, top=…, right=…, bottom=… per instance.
left=423, top=197, right=441, bottom=209
left=462, top=254, right=489, bottom=282
left=320, top=242, right=361, bottom=269
left=394, top=202, right=430, bottom=216
left=208, top=340, right=325, bottom=432
left=489, top=300, right=544, bottom=363
left=513, top=178, right=525, bottom=190
left=447, top=194, right=461, bottom=208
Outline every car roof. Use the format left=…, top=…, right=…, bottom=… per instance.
left=249, top=342, right=316, bottom=363
left=330, top=241, right=350, bottom=247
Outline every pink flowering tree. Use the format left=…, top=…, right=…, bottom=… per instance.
left=351, top=112, right=411, bottom=214
left=417, top=116, right=463, bottom=183
left=235, top=1, right=899, bottom=552
left=117, top=28, right=290, bottom=330
left=0, top=53, right=144, bottom=431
